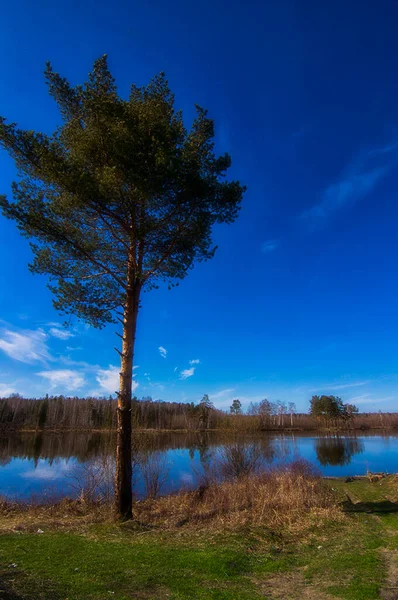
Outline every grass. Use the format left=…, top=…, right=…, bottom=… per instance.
left=0, top=472, right=397, bottom=599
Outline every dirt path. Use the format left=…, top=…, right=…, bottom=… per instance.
left=254, top=571, right=336, bottom=599
left=381, top=550, right=398, bottom=600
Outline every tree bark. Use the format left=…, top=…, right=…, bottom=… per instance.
left=115, top=259, right=140, bottom=520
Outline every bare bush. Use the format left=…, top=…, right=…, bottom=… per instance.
left=139, top=451, right=170, bottom=499
left=66, top=457, right=116, bottom=503
left=286, top=458, right=322, bottom=478
left=217, top=441, right=263, bottom=479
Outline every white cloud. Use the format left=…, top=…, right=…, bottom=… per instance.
left=179, top=359, right=201, bottom=380
left=0, top=328, right=51, bottom=364
left=159, top=346, right=167, bottom=359
left=96, top=365, right=138, bottom=395
left=262, top=240, right=280, bottom=253
left=36, top=369, right=85, bottom=391
left=96, top=365, right=119, bottom=394
left=0, top=382, right=17, bottom=397
left=49, top=327, right=74, bottom=340
left=180, top=367, right=195, bottom=380
left=209, top=388, right=236, bottom=400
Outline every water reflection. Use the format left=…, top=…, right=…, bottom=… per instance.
left=315, top=436, right=364, bottom=466
left=0, top=431, right=396, bottom=500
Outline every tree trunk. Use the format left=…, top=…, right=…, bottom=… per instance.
left=115, top=269, right=140, bottom=520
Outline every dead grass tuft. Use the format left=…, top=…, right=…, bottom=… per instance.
left=133, top=467, right=342, bottom=533
left=0, top=495, right=113, bottom=533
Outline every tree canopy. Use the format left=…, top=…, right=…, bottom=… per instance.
left=0, top=55, right=245, bottom=328
left=230, top=399, right=242, bottom=415
left=310, top=395, right=358, bottom=423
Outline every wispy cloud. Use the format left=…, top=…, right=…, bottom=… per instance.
left=189, top=359, right=200, bottom=365
left=36, top=369, right=85, bottom=391
left=262, top=240, right=280, bottom=253
left=369, top=142, right=398, bottom=156
left=0, top=328, right=52, bottom=364
left=303, top=168, right=386, bottom=221
left=158, top=346, right=167, bottom=359
left=347, top=393, right=398, bottom=406
left=209, top=388, right=236, bottom=400
left=302, top=142, right=398, bottom=226
left=180, top=367, right=195, bottom=380
left=49, top=327, right=74, bottom=340
left=148, top=382, right=165, bottom=392
left=323, top=380, right=371, bottom=391
left=96, top=364, right=138, bottom=395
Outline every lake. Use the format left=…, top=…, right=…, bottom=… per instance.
left=0, top=431, right=397, bottom=501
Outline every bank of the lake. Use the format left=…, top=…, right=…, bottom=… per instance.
left=1, top=425, right=397, bottom=433
left=0, top=475, right=397, bottom=600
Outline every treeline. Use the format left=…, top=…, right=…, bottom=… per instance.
left=0, top=393, right=397, bottom=432
left=0, top=394, right=225, bottom=431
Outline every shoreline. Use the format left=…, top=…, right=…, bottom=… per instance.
left=0, top=425, right=397, bottom=434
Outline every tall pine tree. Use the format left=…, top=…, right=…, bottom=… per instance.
left=0, top=56, right=245, bottom=519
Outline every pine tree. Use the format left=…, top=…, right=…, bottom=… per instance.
left=230, top=399, right=242, bottom=415
left=0, top=56, right=245, bottom=519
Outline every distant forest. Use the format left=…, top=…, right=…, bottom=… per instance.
left=0, top=394, right=397, bottom=431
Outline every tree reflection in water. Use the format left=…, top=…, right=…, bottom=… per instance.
left=0, top=431, right=384, bottom=501
left=315, top=436, right=364, bottom=466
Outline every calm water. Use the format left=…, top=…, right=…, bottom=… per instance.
left=0, top=431, right=397, bottom=500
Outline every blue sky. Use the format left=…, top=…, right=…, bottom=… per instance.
left=1, top=0, right=398, bottom=412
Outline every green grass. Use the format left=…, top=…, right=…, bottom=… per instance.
left=0, top=477, right=397, bottom=600
left=0, top=531, right=265, bottom=599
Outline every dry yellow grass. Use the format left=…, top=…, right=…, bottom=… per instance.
left=135, top=469, right=342, bottom=533
left=0, top=467, right=344, bottom=537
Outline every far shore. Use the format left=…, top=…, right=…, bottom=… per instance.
left=0, top=425, right=398, bottom=435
